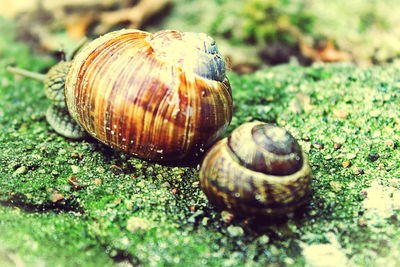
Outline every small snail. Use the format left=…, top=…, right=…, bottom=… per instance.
left=199, top=121, right=312, bottom=216
left=7, top=29, right=233, bottom=161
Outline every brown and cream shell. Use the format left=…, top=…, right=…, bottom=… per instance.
left=9, top=29, right=233, bottom=161
left=199, top=121, right=312, bottom=216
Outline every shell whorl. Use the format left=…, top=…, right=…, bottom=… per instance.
left=199, top=121, right=312, bottom=216
left=146, top=31, right=226, bottom=82
left=64, top=29, right=232, bottom=160
left=228, top=122, right=303, bottom=176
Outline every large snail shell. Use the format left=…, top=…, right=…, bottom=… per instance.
left=64, top=29, right=232, bottom=160
left=199, top=121, right=312, bottom=216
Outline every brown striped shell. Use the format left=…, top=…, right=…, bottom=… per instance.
left=199, top=121, right=312, bottom=216
left=63, top=29, right=232, bottom=160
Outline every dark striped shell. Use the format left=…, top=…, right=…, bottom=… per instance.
left=64, top=29, right=232, bottom=160
left=199, top=121, right=312, bottom=216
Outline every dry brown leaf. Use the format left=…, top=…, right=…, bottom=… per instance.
left=65, top=14, right=95, bottom=40
left=300, top=40, right=352, bottom=63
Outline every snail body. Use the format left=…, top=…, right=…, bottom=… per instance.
left=8, top=29, right=233, bottom=161
left=199, top=121, right=312, bottom=216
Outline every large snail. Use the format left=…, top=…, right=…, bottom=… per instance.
left=199, top=121, right=312, bottom=216
left=7, top=29, right=233, bottom=161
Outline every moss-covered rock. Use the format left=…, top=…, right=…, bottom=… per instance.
left=1, top=18, right=399, bottom=266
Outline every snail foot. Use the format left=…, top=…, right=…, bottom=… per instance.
left=46, top=105, right=86, bottom=139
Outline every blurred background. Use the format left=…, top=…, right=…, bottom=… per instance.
left=1, top=0, right=400, bottom=73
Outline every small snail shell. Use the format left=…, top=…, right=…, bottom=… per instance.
left=8, top=29, right=233, bottom=161
left=199, top=121, right=312, bottom=216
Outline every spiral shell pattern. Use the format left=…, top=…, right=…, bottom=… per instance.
left=64, top=29, right=232, bottom=160
left=199, top=121, right=312, bottom=216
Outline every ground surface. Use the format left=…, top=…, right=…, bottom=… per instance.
left=0, top=18, right=400, bottom=266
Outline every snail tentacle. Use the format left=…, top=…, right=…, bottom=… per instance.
left=6, top=66, right=45, bottom=82
left=65, top=37, right=89, bottom=61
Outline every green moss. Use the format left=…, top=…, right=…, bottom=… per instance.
left=1, top=18, right=400, bottom=266
left=0, top=205, right=114, bottom=266
left=160, top=0, right=400, bottom=65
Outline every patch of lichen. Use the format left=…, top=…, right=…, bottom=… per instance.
left=1, top=18, right=400, bottom=266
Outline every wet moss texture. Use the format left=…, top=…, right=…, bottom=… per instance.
left=1, top=18, right=400, bottom=266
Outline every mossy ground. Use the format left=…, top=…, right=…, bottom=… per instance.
left=1, top=18, right=400, bottom=266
